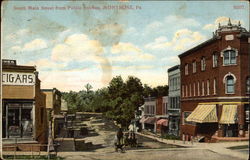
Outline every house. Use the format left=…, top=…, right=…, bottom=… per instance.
left=167, top=65, right=181, bottom=136
left=41, top=88, right=62, bottom=139
left=178, top=19, right=249, bottom=142
left=2, top=59, right=47, bottom=151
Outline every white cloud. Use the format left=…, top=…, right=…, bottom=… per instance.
left=144, top=36, right=171, bottom=50
left=10, top=38, right=48, bottom=52
left=110, top=42, right=155, bottom=62
left=144, top=15, right=201, bottom=35
left=145, top=29, right=206, bottom=52
left=22, top=39, right=47, bottom=51
left=51, top=33, right=104, bottom=62
left=25, top=58, right=66, bottom=71
left=203, top=16, right=244, bottom=31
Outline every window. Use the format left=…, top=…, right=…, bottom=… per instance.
left=226, top=75, right=235, bottom=94
left=213, top=78, right=217, bottom=95
left=202, top=81, right=205, bottom=96
left=221, top=46, right=238, bottom=65
left=192, top=61, right=196, bottom=73
left=246, top=77, right=250, bottom=93
left=182, top=85, right=185, bottom=97
left=197, top=81, right=200, bottom=96
left=185, top=64, right=189, bottom=75
left=183, top=112, right=192, bottom=125
left=193, top=83, right=196, bottom=96
left=213, top=53, right=218, bottom=67
left=201, top=57, right=206, bottom=71
left=186, top=85, right=188, bottom=97
left=189, top=84, right=192, bottom=97
left=207, top=80, right=210, bottom=95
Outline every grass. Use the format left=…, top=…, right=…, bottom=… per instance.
left=3, top=155, right=64, bottom=160
left=227, top=145, right=249, bottom=150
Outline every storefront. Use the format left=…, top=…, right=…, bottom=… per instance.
left=2, top=60, right=47, bottom=146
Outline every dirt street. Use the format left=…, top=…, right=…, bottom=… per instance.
left=58, top=114, right=246, bottom=160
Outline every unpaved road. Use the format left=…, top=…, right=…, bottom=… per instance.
left=58, top=113, right=245, bottom=160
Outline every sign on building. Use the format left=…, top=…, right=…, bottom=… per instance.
left=2, top=72, right=35, bottom=85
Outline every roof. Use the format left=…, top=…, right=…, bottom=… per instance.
left=178, top=37, right=218, bottom=58
left=167, top=65, right=180, bottom=72
left=2, top=59, right=36, bottom=71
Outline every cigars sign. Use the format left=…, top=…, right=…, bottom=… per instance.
left=2, top=72, right=35, bottom=86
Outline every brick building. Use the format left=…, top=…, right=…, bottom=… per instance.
left=178, top=20, right=249, bottom=142
left=140, top=96, right=168, bottom=133
left=167, top=65, right=181, bottom=136
left=2, top=59, right=47, bottom=150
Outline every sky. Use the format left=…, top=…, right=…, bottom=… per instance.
left=1, top=1, right=249, bottom=91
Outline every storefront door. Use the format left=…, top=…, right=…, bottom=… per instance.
left=223, top=124, right=238, bottom=137
left=8, top=107, right=21, bottom=137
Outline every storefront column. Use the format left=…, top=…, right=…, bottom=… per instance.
left=238, top=104, right=245, bottom=137
left=32, top=101, right=36, bottom=139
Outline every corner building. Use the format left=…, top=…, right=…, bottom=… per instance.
left=178, top=20, right=250, bottom=142
left=2, top=60, right=47, bottom=150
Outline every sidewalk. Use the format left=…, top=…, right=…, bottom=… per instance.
left=136, top=132, right=249, bottom=160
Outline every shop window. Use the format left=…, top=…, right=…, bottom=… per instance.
left=183, top=112, right=192, bottom=125
left=246, top=77, right=250, bottom=93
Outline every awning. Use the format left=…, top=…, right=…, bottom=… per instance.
left=219, top=105, right=238, bottom=124
left=139, top=116, right=147, bottom=123
left=186, top=104, right=218, bottom=123
left=144, top=117, right=156, bottom=124
left=157, top=119, right=168, bottom=126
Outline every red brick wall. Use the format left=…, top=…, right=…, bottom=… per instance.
left=156, top=97, right=163, bottom=115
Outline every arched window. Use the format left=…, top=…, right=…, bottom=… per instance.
left=226, top=75, right=235, bottom=94
left=221, top=46, right=238, bottom=66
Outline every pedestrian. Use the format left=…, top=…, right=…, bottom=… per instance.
left=117, top=127, right=124, bottom=145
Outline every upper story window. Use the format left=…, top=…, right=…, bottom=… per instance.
left=246, top=77, right=250, bottom=94
left=192, top=61, right=196, bottom=73
left=221, top=46, right=238, bottom=66
left=193, top=83, right=196, bottom=96
left=201, top=57, right=206, bottom=71
left=197, top=81, right=200, bottom=96
left=212, top=53, right=218, bottom=68
left=207, top=80, right=210, bottom=95
left=185, top=64, right=189, bottom=75
left=224, top=73, right=236, bottom=94
left=213, top=78, right=217, bottom=95
left=202, top=81, right=205, bottom=96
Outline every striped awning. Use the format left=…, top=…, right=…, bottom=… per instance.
left=219, top=105, right=238, bottom=124
left=139, top=116, right=147, bottom=123
left=186, top=104, right=218, bottom=123
left=144, top=117, right=156, bottom=124
left=157, top=119, right=168, bottom=126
